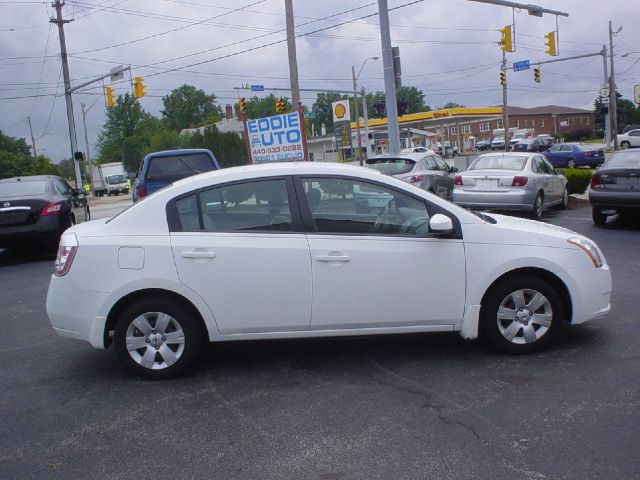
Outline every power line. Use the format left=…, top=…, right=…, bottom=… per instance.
left=40, top=64, right=63, bottom=137
left=29, top=23, right=55, bottom=116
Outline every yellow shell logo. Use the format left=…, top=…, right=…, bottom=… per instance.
left=334, top=103, right=346, bottom=119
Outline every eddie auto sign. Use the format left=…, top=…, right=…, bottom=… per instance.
left=246, top=112, right=306, bottom=163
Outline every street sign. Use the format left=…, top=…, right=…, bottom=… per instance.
left=110, top=65, right=125, bottom=82
left=513, top=60, right=530, bottom=72
left=306, top=111, right=316, bottom=120
left=250, top=84, right=265, bottom=92
left=246, top=112, right=305, bottom=163
left=635, top=85, right=640, bottom=104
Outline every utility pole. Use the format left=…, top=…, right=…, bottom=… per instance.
left=608, top=21, right=618, bottom=149
left=502, top=49, right=510, bottom=151
left=602, top=45, right=611, bottom=150
left=352, top=66, right=363, bottom=165
left=284, top=0, right=300, bottom=107
left=377, top=0, right=400, bottom=154
left=51, top=0, right=81, bottom=188
left=361, top=88, right=371, bottom=159
left=81, top=103, right=91, bottom=168
left=27, top=116, right=37, bottom=157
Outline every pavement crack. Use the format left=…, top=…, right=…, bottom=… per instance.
left=362, top=354, right=481, bottom=440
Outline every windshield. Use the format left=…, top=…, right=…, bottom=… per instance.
left=469, top=155, right=527, bottom=171
left=492, top=137, right=504, bottom=142
left=365, top=158, right=416, bottom=175
left=606, top=152, right=640, bottom=168
left=146, top=153, right=215, bottom=181
left=0, top=180, right=48, bottom=197
left=107, top=174, right=127, bottom=184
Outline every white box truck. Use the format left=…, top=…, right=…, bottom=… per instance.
left=91, top=162, right=129, bottom=197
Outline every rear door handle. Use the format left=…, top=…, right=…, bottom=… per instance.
left=181, top=251, right=216, bottom=259
left=316, top=255, right=350, bottom=263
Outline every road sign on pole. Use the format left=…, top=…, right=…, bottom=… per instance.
left=250, top=84, right=265, bottom=92
left=513, top=60, right=531, bottom=72
left=635, top=85, right=640, bottom=104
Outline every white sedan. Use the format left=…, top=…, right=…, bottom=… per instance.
left=617, top=129, right=640, bottom=149
left=47, top=163, right=612, bottom=379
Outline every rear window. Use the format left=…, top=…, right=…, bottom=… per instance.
left=606, top=152, right=640, bottom=169
left=576, top=145, right=595, bottom=152
left=0, top=180, right=48, bottom=197
left=470, top=155, right=527, bottom=171
left=146, top=153, right=215, bottom=181
left=365, top=157, right=416, bottom=175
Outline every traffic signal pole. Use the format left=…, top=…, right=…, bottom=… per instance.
left=502, top=48, right=510, bottom=151
left=377, top=0, right=400, bottom=155
left=51, top=0, right=81, bottom=188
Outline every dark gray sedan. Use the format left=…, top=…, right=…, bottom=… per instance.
left=365, top=153, right=458, bottom=200
left=589, top=150, right=640, bottom=225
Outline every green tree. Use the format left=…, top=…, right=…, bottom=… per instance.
left=182, top=126, right=247, bottom=168
left=161, top=84, right=222, bottom=131
left=397, top=86, right=428, bottom=114
left=0, top=131, right=59, bottom=178
left=594, top=92, right=640, bottom=133
left=310, top=92, right=348, bottom=134
left=442, top=101, right=464, bottom=109
left=235, top=94, right=293, bottom=120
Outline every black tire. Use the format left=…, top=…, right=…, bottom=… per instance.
left=531, top=192, right=544, bottom=220
left=480, top=274, right=562, bottom=355
left=621, top=141, right=630, bottom=149
left=560, top=186, right=569, bottom=209
left=114, top=297, right=204, bottom=379
left=567, top=158, right=576, bottom=169
left=592, top=206, right=607, bottom=226
left=84, top=206, right=91, bottom=221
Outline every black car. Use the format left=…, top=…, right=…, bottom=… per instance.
left=513, top=137, right=554, bottom=153
left=0, top=175, right=90, bottom=250
left=589, top=150, right=640, bottom=226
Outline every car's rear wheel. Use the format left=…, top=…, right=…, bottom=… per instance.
left=532, top=192, right=544, bottom=220
left=567, top=158, right=576, bottom=169
left=114, top=298, right=203, bottom=379
left=481, top=275, right=562, bottom=354
left=592, top=206, right=607, bottom=226
left=560, top=186, right=569, bottom=209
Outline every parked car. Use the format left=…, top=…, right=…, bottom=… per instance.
left=512, top=139, right=535, bottom=152
left=544, top=144, right=605, bottom=169
left=617, top=129, right=640, bottom=149
left=452, top=152, right=568, bottom=219
left=513, top=137, right=555, bottom=153
left=365, top=152, right=458, bottom=199
left=0, top=175, right=90, bottom=250
left=491, top=136, right=505, bottom=150
left=621, top=125, right=640, bottom=134
left=132, top=148, right=220, bottom=202
left=46, top=162, right=611, bottom=379
left=400, top=146, right=435, bottom=154
left=476, top=140, right=491, bottom=151
left=589, top=150, right=640, bottom=225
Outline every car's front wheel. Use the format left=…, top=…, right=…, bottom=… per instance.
left=481, top=275, right=562, bottom=354
left=114, top=298, right=203, bottom=379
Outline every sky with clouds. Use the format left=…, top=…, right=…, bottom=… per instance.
left=1, top=0, right=638, bottom=161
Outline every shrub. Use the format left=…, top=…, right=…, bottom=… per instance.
left=562, top=168, right=592, bottom=194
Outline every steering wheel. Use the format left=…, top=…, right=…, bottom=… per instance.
left=373, top=199, right=404, bottom=233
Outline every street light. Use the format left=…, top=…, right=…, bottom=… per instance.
left=352, top=56, right=379, bottom=165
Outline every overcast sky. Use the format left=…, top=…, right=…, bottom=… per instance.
left=1, top=0, right=638, bottom=161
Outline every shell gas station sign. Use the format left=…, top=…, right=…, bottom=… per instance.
left=332, top=100, right=352, bottom=149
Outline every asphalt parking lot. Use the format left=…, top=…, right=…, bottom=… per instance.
left=1, top=203, right=639, bottom=480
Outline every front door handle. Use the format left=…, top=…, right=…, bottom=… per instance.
left=316, top=254, right=350, bottom=263
left=181, top=251, right=216, bottom=259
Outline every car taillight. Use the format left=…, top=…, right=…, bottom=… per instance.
left=40, top=201, right=62, bottom=217
left=590, top=174, right=603, bottom=189
left=54, top=232, right=78, bottom=277
left=584, top=151, right=593, bottom=157
left=410, top=175, right=425, bottom=183
left=137, top=185, right=146, bottom=198
left=454, top=175, right=463, bottom=186
left=512, top=176, right=529, bottom=187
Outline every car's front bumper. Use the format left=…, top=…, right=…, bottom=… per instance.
left=556, top=264, right=612, bottom=324
left=46, top=274, right=110, bottom=349
left=453, top=188, right=535, bottom=211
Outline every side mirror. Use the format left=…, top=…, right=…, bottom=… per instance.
left=429, top=214, right=454, bottom=236
left=72, top=188, right=85, bottom=197
left=449, top=166, right=458, bottom=173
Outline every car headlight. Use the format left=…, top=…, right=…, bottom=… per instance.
left=567, top=237, right=605, bottom=268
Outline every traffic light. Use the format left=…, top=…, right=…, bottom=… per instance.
left=500, top=69, right=507, bottom=87
left=534, top=66, right=541, bottom=83
left=373, top=101, right=386, bottom=118
left=544, top=31, right=557, bottom=56
left=392, top=46, right=402, bottom=90
left=275, top=98, right=285, bottom=114
left=239, top=97, right=246, bottom=113
left=500, top=25, right=514, bottom=52
left=105, top=86, right=115, bottom=107
left=133, top=76, right=147, bottom=98
left=397, top=101, right=408, bottom=116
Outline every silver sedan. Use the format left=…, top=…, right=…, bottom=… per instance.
left=452, top=152, right=568, bottom=219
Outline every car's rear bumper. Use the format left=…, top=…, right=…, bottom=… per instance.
left=589, top=189, right=640, bottom=209
left=453, top=188, right=534, bottom=211
left=46, top=274, right=110, bottom=349
left=0, top=215, right=64, bottom=247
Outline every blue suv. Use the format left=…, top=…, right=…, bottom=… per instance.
left=133, top=149, right=220, bottom=202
